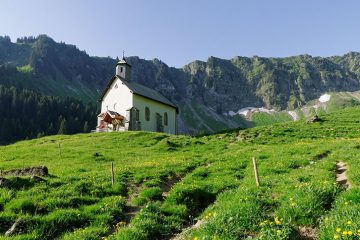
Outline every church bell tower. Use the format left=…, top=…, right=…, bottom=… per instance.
left=116, top=55, right=132, bottom=82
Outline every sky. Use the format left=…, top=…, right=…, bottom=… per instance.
left=1, top=0, right=360, bottom=67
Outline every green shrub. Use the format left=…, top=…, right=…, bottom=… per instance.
left=7, top=197, right=36, bottom=214
left=111, top=227, right=147, bottom=240
left=62, top=226, right=108, bottom=240
left=166, top=186, right=216, bottom=216
left=276, top=183, right=340, bottom=226
left=134, top=187, right=163, bottom=206
left=34, top=209, right=91, bottom=239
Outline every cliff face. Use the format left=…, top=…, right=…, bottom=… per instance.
left=2, top=35, right=360, bottom=134
left=126, top=54, right=360, bottom=133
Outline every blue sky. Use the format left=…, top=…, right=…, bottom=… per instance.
left=1, top=0, right=360, bottom=67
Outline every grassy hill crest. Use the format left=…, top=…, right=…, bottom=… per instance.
left=1, top=106, right=360, bottom=239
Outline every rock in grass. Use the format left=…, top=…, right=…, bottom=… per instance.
left=2, top=166, right=48, bottom=176
left=30, top=175, right=45, bottom=182
left=306, top=115, right=320, bottom=124
left=0, top=177, right=9, bottom=187
left=5, top=219, right=24, bottom=236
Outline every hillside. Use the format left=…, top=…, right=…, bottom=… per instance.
left=1, top=107, right=360, bottom=239
left=0, top=85, right=97, bottom=145
left=3, top=35, right=360, bottom=134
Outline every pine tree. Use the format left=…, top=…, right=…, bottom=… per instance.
left=58, top=118, right=68, bottom=135
left=83, top=121, right=90, bottom=133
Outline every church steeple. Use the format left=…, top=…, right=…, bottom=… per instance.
left=116, top=54, right=132, bottom=81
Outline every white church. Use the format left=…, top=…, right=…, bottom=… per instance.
left=96, top=57, right=178, bottom=134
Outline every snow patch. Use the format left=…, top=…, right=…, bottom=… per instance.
left=228, top=111, right=237, bottom=116
left=288, top=111, right=299, bottom=121
left=238, top=107, right=256, bottom=116
left=228, top=107, right=276, bottom=117
left=319, top=94, right=331, bottom=103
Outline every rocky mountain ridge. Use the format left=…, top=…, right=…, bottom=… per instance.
left=2, top=35, right=360, bottom=134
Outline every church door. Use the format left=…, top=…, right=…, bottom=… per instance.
left=156, top=113, right=164, bottom=132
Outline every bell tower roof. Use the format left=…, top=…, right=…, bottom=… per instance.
left=116, top=57, right=132, bottom=67
left=115, top=53, right=132, bottom=82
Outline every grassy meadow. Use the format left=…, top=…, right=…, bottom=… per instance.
left=1, top=107, right=360, bottom=239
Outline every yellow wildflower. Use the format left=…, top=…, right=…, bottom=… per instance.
left=342, top=231, right=348, bottom=235
left=193, top=237, right=198, bottom=240
left=276, top=230, right=282, bottom=235
left=347, top=220, right=352, bottom=225
left=333, top=235, right=339, bottom=239
left=336, top=228, right=341, bottom=232
left=348, top=231, right=353, bottom=235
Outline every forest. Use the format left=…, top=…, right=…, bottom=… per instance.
left=0, top=85, right=97, bottom=145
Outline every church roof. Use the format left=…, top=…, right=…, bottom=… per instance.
left=99, top=75, right=178, bottom=112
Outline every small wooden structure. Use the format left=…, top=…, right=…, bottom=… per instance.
left=97, top=110, right=125, bottom=132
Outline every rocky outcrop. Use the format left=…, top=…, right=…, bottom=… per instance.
left=2, top=35, right=360, bottom=134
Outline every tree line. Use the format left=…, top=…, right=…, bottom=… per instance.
left=0, top=85, right=98, bottom=145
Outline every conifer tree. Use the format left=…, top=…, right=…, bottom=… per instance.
left=58, top=118, right=68, bottom=135
left=83, top=121, right=90, bottom=133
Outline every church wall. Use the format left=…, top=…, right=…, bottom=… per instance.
left=133, top=94, right=177, bottom=134
left=101, top=78, right=133, bottom=118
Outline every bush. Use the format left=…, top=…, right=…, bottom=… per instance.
left=62, top=226, right=108, bottom=240
left=7, top=197, right=37, bottom=214
left=166, top=186, right=216, bottom=216
left=134, top=187, right=163, bottom=206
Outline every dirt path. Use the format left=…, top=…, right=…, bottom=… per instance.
left=336, top=161, right=351, bottom=189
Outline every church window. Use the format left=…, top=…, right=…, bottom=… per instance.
left=135, top=108, right=140, bottom=121
left=164, top=112, right=168, bottom=126
left=120, top=67, right=123, bottom=73
left=145, top=107, right=150, bottom=121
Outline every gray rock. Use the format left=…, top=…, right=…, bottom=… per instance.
left=5, top=219, right=24, bottom=236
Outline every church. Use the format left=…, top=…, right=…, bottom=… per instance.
left=96, top=57, right=178, bottom=134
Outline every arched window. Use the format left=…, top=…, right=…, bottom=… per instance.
left=135, top=108, right=140, bottom=121
left=164, top=112, right=168, bottom=126
left=145, top=107, right=150, bottom=121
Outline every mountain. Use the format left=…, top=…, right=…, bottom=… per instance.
left=2, top=35, right=360, bottom=134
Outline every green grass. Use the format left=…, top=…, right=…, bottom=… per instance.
left=2, top=107, right=360, bottom=239
left=251, top=111, right=292, bottom=127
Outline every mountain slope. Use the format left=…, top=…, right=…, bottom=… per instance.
left=3, top=35, right=360, bottom=134
left=1, top=107, right=360, bottom=239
